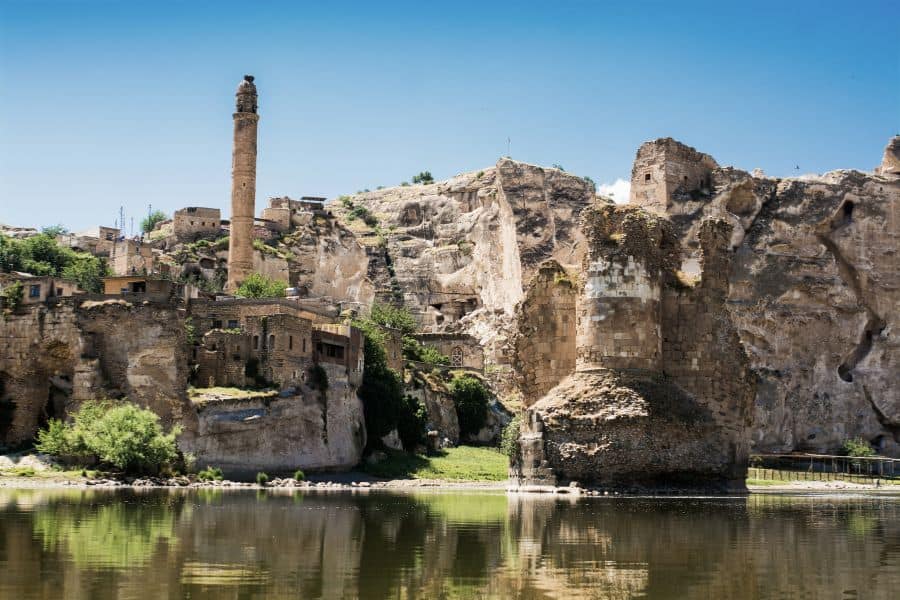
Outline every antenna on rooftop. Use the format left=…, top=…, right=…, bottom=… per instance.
left=507, top=137, right=511, bottom=157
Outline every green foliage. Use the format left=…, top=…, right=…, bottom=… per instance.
left=61, top=254, right=106, bottom=293
left=500, top=415, right=521, bottom=461
left=449, top=374, right=490, bottom=438
left=0, top=233, right=106, bottom=293
left=352, top=316, right=405, bottom=443
left=400, top=181, right=410, bottom=187
left=370, top=302, right=418, bottom=335
left=552, top=163, right=565, bottom=171
left=293, top=469, right=305, bottom=481
left=841, top=438, right=876, bottom=457
left=403, top=337, right=450, bottom=366
left=197, top=466, right=224, bottom=481
left=184, top=317, right=196, bottom=344
left=339, top=195, right=354, bottom=208
left=234, top=273, right=287, bottom=298
left=361, top=446, right=508, bottom=481
left=412, top=171, right=434, bottom=185
left=397, top=395, right=428, bottom=450
left=35, top=400, right=182, bottom=474
left=583, top=176, right=597, bottom=191
left=141, top=210, right=168, bottom=233
left=256, top=472, right=269, bottom=485
left=347, top=205, right=379, bottom=227
left=42, top=225, right=69, bottom=237
left=1, top=280, right=24, bottom=311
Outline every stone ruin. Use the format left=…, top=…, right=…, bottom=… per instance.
left=511, top=204, right=755, bottom=489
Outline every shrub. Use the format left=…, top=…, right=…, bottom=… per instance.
left=293, top=469, right=305, bottom=481
left=396, top=395, right=428, bottom=450
left=0, top=232, right=107, bottom=293
left=370, top=302, right=417, bottom=334
left=197, top=466, right=224, bottom=482
left=141, top=210, right=168, bottom=233
left=1, top=280, right=24, bottom=311
left=256, top=472, right=269, bottom=485
left=308, top=364, right=329, bottom=391
left=235, top=273, right=287, bottom=298
left=841, top=438, right=876, bottom=457
left=500, top=415, right=521, bottom=461
left=35, top=400, right=181, bottom=474
left=412, top=171, right=434, bottom=185
left=449, top=374, right=490, bottom=438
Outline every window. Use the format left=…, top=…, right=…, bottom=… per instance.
left=29, top=285, right=41, bottom=298
left=227, top=319, right=238, bottom=329
left=302, top=339, right=306, bottom=352
left=56, top=288, right=63, bottom=296
left=289, top=335, right=293, bottom=350
left=645, top=173, right=651, bottom=182
left=268, top=334, right=275, bottom=349
left=212, top=319, right=223, bottom=329
left=253, top=335, right=259, bottom=350
left=451, top=347, right=464, bottom=367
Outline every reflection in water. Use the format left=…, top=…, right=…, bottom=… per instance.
left=1, top=488, right=898, bottom=599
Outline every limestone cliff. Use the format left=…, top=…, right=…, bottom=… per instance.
left=330, top=159, right=594, bottom=350
left=650, top=137, right=900, bottom=456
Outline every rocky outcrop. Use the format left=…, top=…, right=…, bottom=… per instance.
left=646, top=138, right=900, bottom=456
left=0, top=298, right=191, bottom=448
left=331, top=159, right=595, bottom=356
left=182, top=363, right=366, bottom=476
left=512, top=206, right=754, bottom=488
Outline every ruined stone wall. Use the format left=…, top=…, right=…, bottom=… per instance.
left=173, top=207, right=221, bottom=242
left=575, top=205, right=678, bottom=372
left=413, top=333, right=485, bottom=370
left=195, top=330, right=250, bottom=388
left=630, top=138, right=718, bottom=215
left=512, top=261, right=577, bottom=406
left=0, top=298, right=190, bottom=447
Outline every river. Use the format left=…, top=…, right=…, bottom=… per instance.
left=1, top=488, right=898, bottom=599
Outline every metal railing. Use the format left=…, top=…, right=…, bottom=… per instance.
left=749, top=453, right=900, bottom=483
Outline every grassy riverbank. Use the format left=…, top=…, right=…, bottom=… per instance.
left=362, top=446, right=509, bottom=481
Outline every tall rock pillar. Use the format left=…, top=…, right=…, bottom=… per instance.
left=226, top=75, right=259, bottom=292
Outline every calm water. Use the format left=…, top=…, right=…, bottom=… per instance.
left=1, top=489, right=898, bottom=599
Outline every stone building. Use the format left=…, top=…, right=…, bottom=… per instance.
left=413, top=332, right=484, bottom=370
left=188, top=298, right=363, bottom=391
left=629, top=138, right=718, bottom=215
left=511, top=205, right=755, bottom=489
left=173, top=207, right=222, bottom=241
left=58, top=226, right=120, bottom=256
left=226, top=75, right=260, bottom=291
left=110, top=239, right=155, bottom=276
left=0, top=274, right=83, bottom=306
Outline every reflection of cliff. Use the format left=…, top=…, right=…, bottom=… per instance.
left=2, top=489, right=898, bottom=599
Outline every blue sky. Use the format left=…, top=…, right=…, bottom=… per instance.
left=1, top=0, right=897, bottom=231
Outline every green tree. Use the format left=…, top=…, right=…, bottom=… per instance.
left=449, top=374, right=490, bottom=438
left=411, top=171, right=434, bottom=185
left=36, top=400, right=181, bottom=474
left=396, top=395, right=428, bottom=450
left=42, top=225, right=69, bottom=237
left=0, top=280, right=24, bottom=311
left=370, top=302, right=417, bottom=334
left=234, top=273, right=287, bottom=298
left=141, top=210, right=168, bottom=233
left=61, top=254, right=107, bottom=293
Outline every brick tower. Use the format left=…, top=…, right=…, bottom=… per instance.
left=226, top=75, right=259, bottom=291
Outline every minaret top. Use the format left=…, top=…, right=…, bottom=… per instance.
left=235, top=75, right=258, bottom=114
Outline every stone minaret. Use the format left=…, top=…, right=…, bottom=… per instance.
left=226, top=75, right=259, bottom=291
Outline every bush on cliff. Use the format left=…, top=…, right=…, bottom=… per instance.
left=0, top=232, right=107, bottom=293
left=449, top=374, right=490, bottom=438
left=36, top=400, right=181, bottom=474
left=499, top=415, right=521, bottom=461
left=396, top=395, right=428, bottom=450
left=141, top=210, right=168, bottom=233
left=352, top=315, right=408, bottom=448
left=234, top=273, right=287, bottom=298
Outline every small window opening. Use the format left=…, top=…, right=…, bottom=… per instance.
left=253, top=335, right=259, bottom=350
left=645, top=173, right=651, bottom=182
left=289, top=335, right=293, bottom=350
left=268, top=334, right=275, bottom=349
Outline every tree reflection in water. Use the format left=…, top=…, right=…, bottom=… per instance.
left=0, top=488, right=898, bottom=599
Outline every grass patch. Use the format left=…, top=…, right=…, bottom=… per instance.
left=362, top=446, right=508, bottom=481
left=746, top=478, right=782, bottom=487
left=188, top=386, right=278, bottom=405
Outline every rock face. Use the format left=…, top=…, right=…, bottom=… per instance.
left=182, top=363, right=366, bottom=476
left=0, top=298, right=191, bottom=448
left=332, top=159, right=594, bottom=345
left=511, top=206, right=755, bottom=487
left=631, top=137, right=900, bottom=456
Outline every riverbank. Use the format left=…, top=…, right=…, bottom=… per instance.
left=3, top=449, right=898, bottom=494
